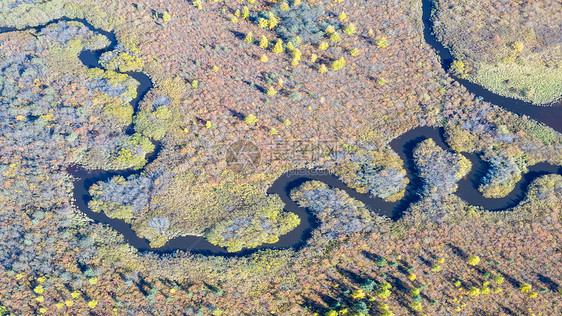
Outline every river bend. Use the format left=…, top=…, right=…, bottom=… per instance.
left=1, top=2, right=560, bottom=255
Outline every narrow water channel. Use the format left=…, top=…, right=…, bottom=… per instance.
left=420, top=0, right=562, bottom=132
left=1, top=2, right=560, bottom=255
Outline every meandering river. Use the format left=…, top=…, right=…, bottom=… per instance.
left=2, top=0, right=560, bottom=255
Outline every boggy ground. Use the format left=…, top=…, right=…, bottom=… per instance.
left=0, top=0, right=561, bottom=315
left=67, top=0, right=562, bottom=251
left=432, top=0, right=562, bottom=104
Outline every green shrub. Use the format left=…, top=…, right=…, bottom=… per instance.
left=375, top=257, right=388, bottom=267
left=134, top=106, right=173, bottom=141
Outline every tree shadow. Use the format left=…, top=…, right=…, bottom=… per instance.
left=361, top=250, right=385, bottom=265
left=227, top=108, right=245, bottom=121
left=537, top=273, right=559, bottom=292
left=446, top=243, right=467, bottom=259
left=417, top=255, right=433, bottom=268
left=337, top=267, right=368, bottom=286
left=229, top=30, right=247, bottom=41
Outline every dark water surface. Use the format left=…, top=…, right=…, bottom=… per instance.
left=420, top=0, right=562, bottom=132
left=1, top=4, right=560, bottom=255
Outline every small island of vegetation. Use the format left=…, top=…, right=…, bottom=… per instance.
left=0, top=0, right=561, bottom=315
